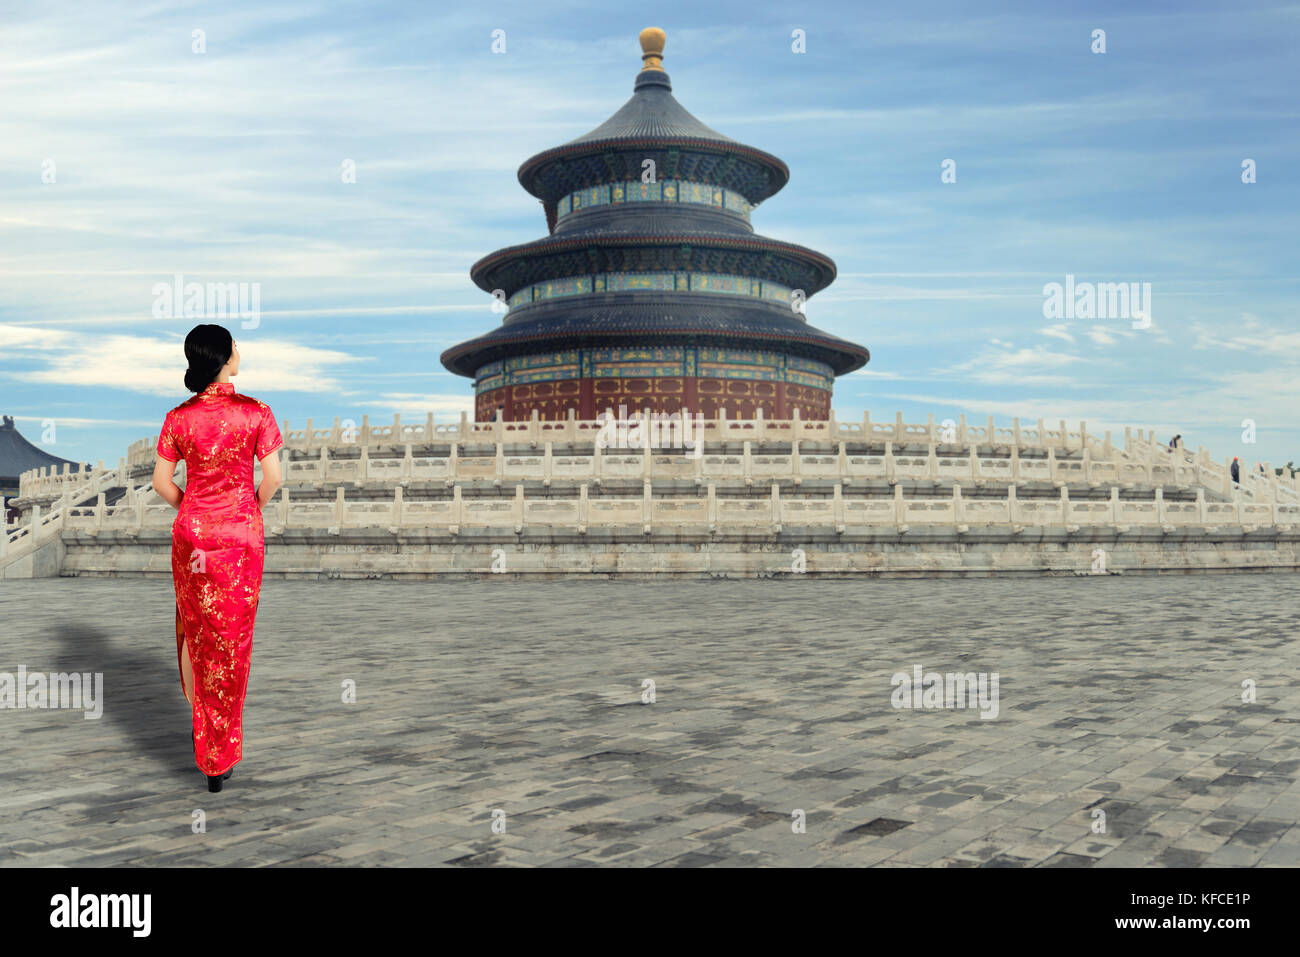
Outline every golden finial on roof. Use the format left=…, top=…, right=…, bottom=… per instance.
left=639, top=27, right=666, bottom=72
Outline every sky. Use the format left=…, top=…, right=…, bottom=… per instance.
left=2, top=0, right=1298, bottom=468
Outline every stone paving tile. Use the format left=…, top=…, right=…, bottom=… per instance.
left=2, top=576, right=1298, bottom=867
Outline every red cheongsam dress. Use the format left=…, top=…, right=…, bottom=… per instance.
left=156, top=380, right=283, bottom=776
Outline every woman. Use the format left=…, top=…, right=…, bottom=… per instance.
left=152, top=324, right=283, bottom=792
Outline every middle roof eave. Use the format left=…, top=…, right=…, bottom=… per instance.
left=469, top=231, right=838, bottom=298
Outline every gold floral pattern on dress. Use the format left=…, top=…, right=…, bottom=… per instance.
left=158, top=380, right=282, bottom=776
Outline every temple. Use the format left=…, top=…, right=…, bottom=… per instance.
left=0, top=414, right=88, bottom=516
left=441, top=28, right=869, bottom=422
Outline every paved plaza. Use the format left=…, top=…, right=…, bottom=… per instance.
left=2, top=574, right=1298, bottom=867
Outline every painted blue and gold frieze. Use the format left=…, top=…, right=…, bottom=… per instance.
left=606, top=273, right=677, bottom=292
left=555, top=178, right=753, bottom=225
left=475, top=347, right=831, bottom=393
left=506, top=272, right=792, bottom=310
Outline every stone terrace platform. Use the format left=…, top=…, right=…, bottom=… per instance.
left=2, top=576, right=1298, bottom=867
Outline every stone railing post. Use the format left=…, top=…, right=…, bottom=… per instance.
left=496, top=443, right=505, bottom=485
left=361, top=413, right=371, bottom=446
left=1011, top=444, right=1020, bottom=482
left=515, top=485, right=526, bottom=527
left=792, top=439, right=801, bottom=483
left=1196, top=487, right=1206, bottom=523
left=833, top=483, right=844, bottom=528
left=452, top=484, right=463, bottom=527
left=305, top=418, right=314, bottom=450
left=1110, top=486, right=1120, bottom=524
left=953, top=484, right=963, bottom=523
left=743, top=441, right=753, bottom=485
left=927, top=412, right=936, bottom=444
left=1155, top=486, right=1165, bottom=524
left=894, top=483, right=905, bottom=524
left=335, top=486, right=346, bottom=527
left=838, top=441, right=848, bottom=481
left=95, top=493, right=105, bottom=529
left=279, top=486, right=290, bottom=527
left=1059, top=486, right=1069, bottom=524
left=392, top=412, right=402, bottom=447
left=770, top=482, right=781, bottom=528
left=459, top=411, right=469, bottom=443
left=1012, top=417, right=1022, bottom=448
left=578, top=482, right=589, bottom=529
left=885, top=441, right=896, bottom=483
left=707, top=482, right=717, bottom=528
left=1082, top=447, right=1091, bottom=483
left=958, top=413, right=968, bottom=444
left=895, top=411, right=905, bottom=443
left=642, top=479, right=653, bottom=526
left=544, top=442, right=554, bottom=486
left=927, top=443, right=938, bottom=479
left=392, top=485, right=403, bottom=525
left=1007, top=485, right=1017, bottom=523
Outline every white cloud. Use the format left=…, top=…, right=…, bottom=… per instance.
left=1, top=323, right=363, bottom=397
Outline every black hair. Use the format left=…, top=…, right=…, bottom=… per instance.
left=182, top=323, right=233, bottom=393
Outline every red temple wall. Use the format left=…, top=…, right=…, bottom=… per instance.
left=474, top=376, right=832, bottom=422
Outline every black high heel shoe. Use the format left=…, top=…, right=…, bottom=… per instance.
left=206, top=768, right=234, bottom=792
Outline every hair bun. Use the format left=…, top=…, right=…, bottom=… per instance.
left=184, top=361, right=222, bottom=393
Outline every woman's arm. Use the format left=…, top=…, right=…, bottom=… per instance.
left=256, top=449, right=282, bottom=508
left=152, top=455, right=184, bottom=509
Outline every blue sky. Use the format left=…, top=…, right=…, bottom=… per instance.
left=2, top=0, right=1298, bottom=467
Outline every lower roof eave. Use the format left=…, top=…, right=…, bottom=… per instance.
left=440, top=328, right=869, bottom=379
